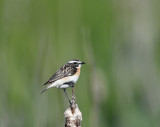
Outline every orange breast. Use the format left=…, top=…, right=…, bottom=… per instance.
left=75, top=66, right=81, bottom=76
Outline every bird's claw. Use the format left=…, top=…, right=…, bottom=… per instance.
left=69, top=100, right=72, bottom=104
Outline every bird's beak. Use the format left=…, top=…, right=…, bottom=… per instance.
left=80, top=62, right=85, bottom=64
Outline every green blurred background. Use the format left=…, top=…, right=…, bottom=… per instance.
left=0, top=0, right=160, bottom=126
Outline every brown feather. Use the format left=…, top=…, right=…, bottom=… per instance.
left=43, top=63, right=77, bottom=85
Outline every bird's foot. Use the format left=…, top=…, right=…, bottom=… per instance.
left=72, top=94, right=75, bottom=99
left=69, top=96, right=77, bottom=113
left=69, top=100, right=72, bottom=104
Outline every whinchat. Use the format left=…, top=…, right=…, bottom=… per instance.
left=41, top=59, right=85, bottom=102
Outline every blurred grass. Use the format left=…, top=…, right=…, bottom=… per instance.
left=0, top=0, right=160, bottom=127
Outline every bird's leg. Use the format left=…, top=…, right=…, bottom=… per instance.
left=72, top=86, right=74, bottom=99
left=63, top=89, right=71, bottom=103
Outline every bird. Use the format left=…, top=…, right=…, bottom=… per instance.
left=41, top=59, right=85, bottom=102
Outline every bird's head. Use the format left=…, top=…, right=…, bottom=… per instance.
left=68, top=59, right=85, bottom=68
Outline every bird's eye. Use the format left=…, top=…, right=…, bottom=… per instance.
left=74, top=62, right=77, bottom=64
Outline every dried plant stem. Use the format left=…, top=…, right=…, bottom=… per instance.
left=64, top=96, right=82, bottom=127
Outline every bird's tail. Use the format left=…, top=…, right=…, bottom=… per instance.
left=43, top=81, right=48, bottom=86
left=40, top=88, right=48, bottom=94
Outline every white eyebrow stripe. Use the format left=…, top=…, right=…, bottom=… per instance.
left=68, top=60, right=80, bottom=63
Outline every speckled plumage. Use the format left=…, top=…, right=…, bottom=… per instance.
left=41, top=59, right=85, bottom=94
left=44, top=63, right=77, bottom=85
